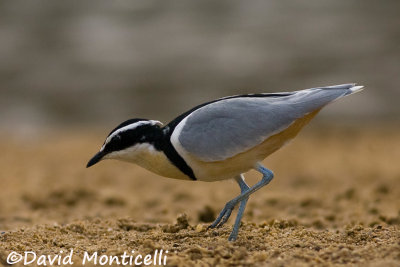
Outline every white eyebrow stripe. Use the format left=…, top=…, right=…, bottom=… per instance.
left=100, top=120, right=162, bottom=151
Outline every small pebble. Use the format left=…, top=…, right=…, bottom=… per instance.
left=195, top=224, right=205, bottom=233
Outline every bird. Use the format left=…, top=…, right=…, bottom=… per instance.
left=87, top=83, right=363, bottom=241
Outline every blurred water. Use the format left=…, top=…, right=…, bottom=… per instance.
left=0, top=1, right=399, bottom=132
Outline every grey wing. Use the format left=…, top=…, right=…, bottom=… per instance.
left=178, top=84, right=362, bottom=162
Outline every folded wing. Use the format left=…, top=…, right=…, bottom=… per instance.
left=176, top=84, right=362, bottom=162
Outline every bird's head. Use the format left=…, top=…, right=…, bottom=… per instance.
left=86, top=119, right=163, bottom=168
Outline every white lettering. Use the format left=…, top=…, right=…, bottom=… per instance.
left=144, top=254, right=152, bottom=265
left=164, top=250, right=168, bottom=265
left=47, top=254, right=58, bottom=265
left=63, top=250, right=74, bottom=265
left=11, top=249, right=168, bottom=266
left=108, top=255, right=121, bottom=265
left=24, top=252, right=36, bottom=265
left=153, top=250, right=158, bottom=265
left=82, top=251, right=97, bottom=264
left=120, top=251, right=129, bottom=265
left=134, top=254, right=142, bottom=265
left=98, top=255, right=108, bottom=265
left=158, top=249, right=163, bottom=265
left=129, top=250, right=135, bottom=265
left=37, top=255, right=47, bottom=265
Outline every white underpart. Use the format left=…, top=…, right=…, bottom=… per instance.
left=100, top=120, right=162, bottom=151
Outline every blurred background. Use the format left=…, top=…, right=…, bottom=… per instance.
left=1, top=0, right=399, bottom=135
left=1, top=2, right=400, bottom=257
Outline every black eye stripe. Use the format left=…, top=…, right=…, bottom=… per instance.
left=104, top=125, right=161, bottom=153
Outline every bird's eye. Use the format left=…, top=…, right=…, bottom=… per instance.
left=111, top=135, right=122, bottom=146
left=105, top=135, right=121, bottom=152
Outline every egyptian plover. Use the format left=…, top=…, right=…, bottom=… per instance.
left=87, top=84, right=363, bottom=241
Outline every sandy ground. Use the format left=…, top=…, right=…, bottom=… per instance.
left=0, top=125, right=399, bottom=266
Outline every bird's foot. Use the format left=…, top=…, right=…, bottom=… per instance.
left=228, top=229, right=239, bottom=241
left=207, top=200, right=236, bottom=229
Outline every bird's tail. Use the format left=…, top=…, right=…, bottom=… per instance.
left=319, top=83, right=364, bottom=96
left=288, top=83, right=364, bottom=115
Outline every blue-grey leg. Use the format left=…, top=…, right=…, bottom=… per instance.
left=208, top=175, right=248, bottom=230
left=208, top=163, right=274, bottom=241
left=228, top=175, right=250, bottom=241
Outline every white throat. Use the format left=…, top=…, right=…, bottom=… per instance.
left=103, top=143, right=189, bottom=180
left=105, top=143, right=156, bottom=162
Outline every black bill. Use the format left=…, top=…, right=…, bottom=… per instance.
left=86, top=151, right=105, bottom=168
